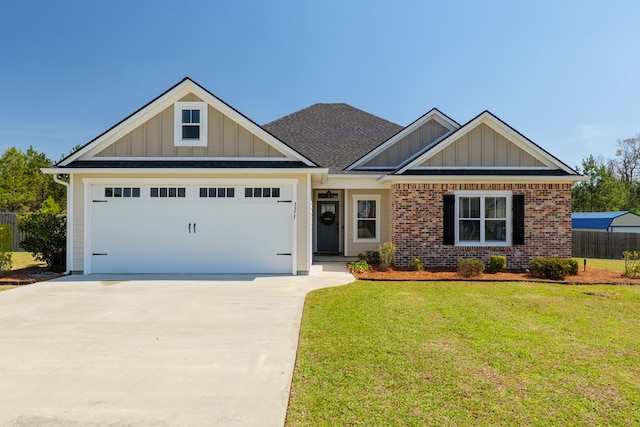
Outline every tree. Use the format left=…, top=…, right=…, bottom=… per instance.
left=0, top=146, right=64, bottom=212
left=572, top=155, right=627, bottom=212
left=614, top=135, right=640, bottom=183
left=0, top=147, right=30, bottom=212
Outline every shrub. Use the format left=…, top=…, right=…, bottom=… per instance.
left=348, top=259, right=372, bottom=274
left=622, top=251, right=640, bottom=278
left=0, top=224, right=12, bottom=273
left=529, top=257, right=578, bottom=281
left=378, top=241, right=397, bottom=270
left=411, top=257, right=424, bottom=271
left=457, top=258, right=485, bottom=277
left=488, top=255, right=506, bottom=273
left=18, top=212, right=66, bottom=272
left=358, top=250, right=380, bottom=265
left=567, top=258, right=579, bottom=276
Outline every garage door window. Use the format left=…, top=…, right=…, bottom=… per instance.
left=105, top=187, right=140, bottom=198
left=199, top=187, right=235, bottom=198
left=244, top=187, right=280, bottom=198
left=150, top=187, right=186, bottom=198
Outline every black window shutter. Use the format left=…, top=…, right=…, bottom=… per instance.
left=512, top=194, right=525, bottom=245
left=443, top=195, right=455, bottom=245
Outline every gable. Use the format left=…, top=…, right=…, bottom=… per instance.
left=347, top=108, right=458, bottom=171
left=59, top=78, right=314, bottom=167
left=95, top=93, right=284, bottom=159
left=361, top=118, right=451, bottom=168
left=396, top=111, right=579, bottom=177
left=418, top=123, right=545, bottom=168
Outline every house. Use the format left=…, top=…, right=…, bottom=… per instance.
left=572, top=212, right=640, bottom=233
left=44, top=77, right=584, bottom=274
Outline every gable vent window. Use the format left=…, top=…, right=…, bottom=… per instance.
left=174, top=102, right=207, bottom=147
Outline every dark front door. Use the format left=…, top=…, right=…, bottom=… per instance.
left=316, top=201, right=339, bottom=253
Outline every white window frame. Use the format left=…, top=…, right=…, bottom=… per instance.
left=174, top=102, right=208, bottom=147
left=352, top=194, right=381, bottom=243
left=455, top=191, right=511, bottom=247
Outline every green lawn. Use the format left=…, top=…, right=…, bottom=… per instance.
left=10, top=252, right=43, bottom=270
left=583, top=257, right=626, bottom=272
left=286, top=281, right=640, bottom=426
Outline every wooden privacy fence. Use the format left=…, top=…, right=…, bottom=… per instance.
left=572, top=230, right=640, bottom=259
left=0, top=212, right=26, bottom=252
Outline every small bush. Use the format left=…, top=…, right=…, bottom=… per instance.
left=358, top=250, right=379, bottom=265
left=622, top=251, right=640, bottom=278
left=567, top=258, right=579, bottom=276
left=0, top=225, right=12, bottom=273
left=457, top=258, right=485, bottom=277
left=378, top=241, right=397, bottom=270
left=529, top=257, right=578, bottom=281
left=348, top=259, right=372, bottom=274
left=411, top=257, right=424, bottom=271
left=488, top=255, right=506, bottom=273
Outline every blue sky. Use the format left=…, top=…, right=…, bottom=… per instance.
left=1, top=0, right=638, bottom=169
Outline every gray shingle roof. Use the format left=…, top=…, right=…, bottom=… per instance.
left=263, top=103, right=403, bottom=173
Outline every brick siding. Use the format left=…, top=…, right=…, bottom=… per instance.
left=391, top=183, right=573, bottom=270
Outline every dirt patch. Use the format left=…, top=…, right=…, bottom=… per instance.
left=353, top=266, right=640, bottom=285
left=0, top=266, right=63, bottom=285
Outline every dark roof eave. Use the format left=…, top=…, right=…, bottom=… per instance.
left=58, top=160, right=318, bottom=169
left=399, top=169, right=574, bottom=176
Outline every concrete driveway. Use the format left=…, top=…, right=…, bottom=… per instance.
left=0, top=265, right=353, bottom=426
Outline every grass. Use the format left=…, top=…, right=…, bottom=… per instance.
left=0, top=253, right=42, bottom=293
left=583, top=257, right=625, bottom=272
left=286, top=281, right=640, bottom=426
left=10, top=252, right=43, bottom=270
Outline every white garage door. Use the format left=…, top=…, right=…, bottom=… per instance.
left=89, top=183, right=295, bottom=274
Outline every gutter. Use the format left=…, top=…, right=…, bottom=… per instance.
left=51, top=173, right=72, bottom=275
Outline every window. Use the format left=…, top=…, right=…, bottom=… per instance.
left=150, top=187, right=186, bottom=198
left=104, top=187, right=140, bottom=198
left=353, top=195, right=381, bottom=242
left=174, top=102, right=207, bottom=147
left=245, top=187, right=281, bottom=198
left=455, top=192, right=510, bottom=246
left=199, top=187, right=235, bottom=198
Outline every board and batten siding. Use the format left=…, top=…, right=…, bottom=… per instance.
left=96, top=94, right=284, bottom=159
left=363, top=119, right=450, bottom=167
left=344, top=189, right=392, bottom=256
left=420, top=123, right=545, bottom=168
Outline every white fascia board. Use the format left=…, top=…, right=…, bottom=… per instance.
left=315, top=174, right=391, bottom=189
left=378, top=174, right=587, bottom=184
left=61, top=79, right=316, bottom=167
left=347, top=108, right=459, bottom=171
left=397, top=112, right=576, bottom=175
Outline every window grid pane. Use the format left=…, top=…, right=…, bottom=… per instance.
left=357, top=200, right=376, bottom=219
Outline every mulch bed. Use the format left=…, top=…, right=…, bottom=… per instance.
left=2, top=265, right=639, bottom=286
left=354, top=266, right=640, bottom=285
left=0, top=266, right=64, bottom=286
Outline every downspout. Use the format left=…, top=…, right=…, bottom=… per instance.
left=53, top=174, right=72, bottom=275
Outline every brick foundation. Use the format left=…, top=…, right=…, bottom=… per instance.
left=391, top=183, right=573, bottom=270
